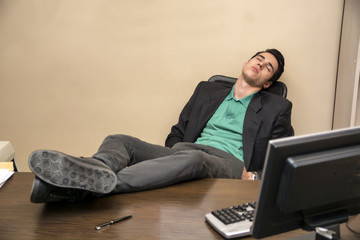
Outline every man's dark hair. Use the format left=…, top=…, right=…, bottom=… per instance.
left=251, top=48, right=285, bottom=83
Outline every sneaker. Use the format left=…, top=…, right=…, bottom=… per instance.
left=28, top=150, right=117, bottom=196
left=30, top=177, right=97, bottom=203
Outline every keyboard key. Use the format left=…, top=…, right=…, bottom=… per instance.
left=211, top=201, right=256, bottom=225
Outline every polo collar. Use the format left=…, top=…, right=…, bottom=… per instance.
left=226, top=86, right=258, bottom=107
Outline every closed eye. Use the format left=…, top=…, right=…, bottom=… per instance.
left=267, top=62, right=274, bottom=72
left=257, top=54, right=274, bottom=73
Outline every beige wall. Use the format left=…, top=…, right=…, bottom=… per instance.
left=0, top=0, right=344, bottom=171
left=333, top=0, right=360, bottom=128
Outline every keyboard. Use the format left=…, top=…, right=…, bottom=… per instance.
left=205, top=201, right=256, bottom=239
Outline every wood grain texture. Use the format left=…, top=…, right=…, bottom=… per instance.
left=0, top=173, right=358, bottom=240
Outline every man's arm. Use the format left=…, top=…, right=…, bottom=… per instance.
left=245, top=99, right=293, bottom=179
left=271, top=100, right=294, bottom=139
left=244, top=93, right=294, bottom=173
left=165, top=83, right=202, bottom=148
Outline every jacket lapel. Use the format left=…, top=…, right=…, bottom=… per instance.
left=243, top=93, right=263, bottom=170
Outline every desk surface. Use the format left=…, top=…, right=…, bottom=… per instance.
left=0, top=173, right=358, bottom=240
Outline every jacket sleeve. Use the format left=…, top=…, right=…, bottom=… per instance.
left=245, top=95, right=294, bottom=172
left=271, top=100, right=294, bottom=139
left=165, top=82, right=202, bottom=147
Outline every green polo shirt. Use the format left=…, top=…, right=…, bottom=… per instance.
left=195, top=87, right=256, bottom=162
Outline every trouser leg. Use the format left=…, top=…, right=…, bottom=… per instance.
left=112, top=143, right=244, bottom=193
left=92, top=134, right=175, bottom=172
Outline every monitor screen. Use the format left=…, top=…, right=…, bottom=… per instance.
left=251, top=127, right=360, bottom=239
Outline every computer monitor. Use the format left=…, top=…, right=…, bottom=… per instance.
left=251, top=127, right=360, bottom=239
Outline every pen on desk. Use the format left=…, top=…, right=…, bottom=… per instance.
left=95, top=215, right=132, bottom=230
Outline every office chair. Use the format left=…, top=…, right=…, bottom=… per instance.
left=208, top=75, right=288, bottom=98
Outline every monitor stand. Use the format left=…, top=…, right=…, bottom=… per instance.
left=288, top=209, right=348, bottom=240
left=288, top=224, right=340, bottom=240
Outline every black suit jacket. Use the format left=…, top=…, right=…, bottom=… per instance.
left=165, top=81, right=293, bottom=171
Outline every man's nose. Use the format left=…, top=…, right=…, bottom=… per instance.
left=258, top=62, right=263, bottom=69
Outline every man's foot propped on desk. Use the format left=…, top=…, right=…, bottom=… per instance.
left=28, top=150, right=117, bottom=203
left=30, top=177, right=103, bottom=203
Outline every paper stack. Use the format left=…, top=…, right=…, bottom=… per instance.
left=0, top=169, right=14, bottom=188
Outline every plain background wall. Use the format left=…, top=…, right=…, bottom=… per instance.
left=333, top=0, right=360, bottom=128
left=0, top=0, right=344, bottom=171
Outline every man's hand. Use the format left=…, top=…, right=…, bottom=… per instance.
left=242, top=168, right=253, bottom=180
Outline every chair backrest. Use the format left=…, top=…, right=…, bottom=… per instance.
left=208, top=75, right=287, bottom=98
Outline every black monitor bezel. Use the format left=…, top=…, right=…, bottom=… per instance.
left=251, top=127, right=360, bottom=238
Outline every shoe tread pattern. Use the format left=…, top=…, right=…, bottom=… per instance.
left=29, top=150, right=116, bottom=194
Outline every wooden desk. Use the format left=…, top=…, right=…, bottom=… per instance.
left=0, top=173, right=358, bottom=240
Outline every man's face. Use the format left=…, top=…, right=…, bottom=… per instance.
left=242, top=52, right=279, bottom=89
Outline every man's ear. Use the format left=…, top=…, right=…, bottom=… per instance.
left=263, top=81, right=272, bottom=89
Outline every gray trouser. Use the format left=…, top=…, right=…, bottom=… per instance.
left=93, top=134, right=244, bottom=193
